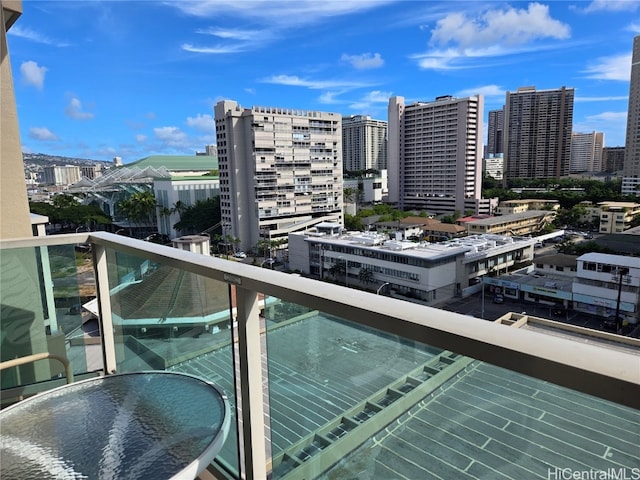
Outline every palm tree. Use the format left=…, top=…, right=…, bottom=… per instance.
left=118, top=190, right=157, bottom=236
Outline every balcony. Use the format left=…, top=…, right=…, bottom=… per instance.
left=1, top=232, right=639, bottom=479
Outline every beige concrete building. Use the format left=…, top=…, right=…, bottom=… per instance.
left=214, top=100, right=343, bottom=251
left=496, top=199, right=560, bottom=216
left=461, top=211, right=556, bottom=236
left=1, top=1, right=65, bottom=387
left=581, top=201, right=640, bottom=234
left=1, top=0, right=31, bottom=239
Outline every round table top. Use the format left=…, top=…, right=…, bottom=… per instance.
left=0, top=371, right=229, bottom=480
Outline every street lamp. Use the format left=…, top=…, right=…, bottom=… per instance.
left=481, top=276, right=485, bottom=320
left=613, top=267, right=631, bottom=334
left=377, top=282, right=391, bottom=295
left=338, top=256, right=348, bottom=287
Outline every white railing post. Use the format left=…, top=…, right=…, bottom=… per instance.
left=234, top=286, right=269, bottom=479
left=92, top=243, right=117, bottom=374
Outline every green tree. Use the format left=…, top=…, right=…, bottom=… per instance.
left=358, top=267, right=374, bottom=285
left=173, top=197, right=221, bottom=234
left=118, top=190, right=157, bottom=235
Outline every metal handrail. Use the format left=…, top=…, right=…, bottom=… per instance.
left=0, top=352, right=74, bottom=384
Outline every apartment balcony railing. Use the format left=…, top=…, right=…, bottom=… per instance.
left=1, top=232, right=639, bottom=480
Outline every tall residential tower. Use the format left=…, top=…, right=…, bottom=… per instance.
left=342, top=115, right=387, bottom=173
left=214, top=100, right=343, bottom=251
left=570, top=132, right=604, bottom=173
left=486, top=108, right=505, bottom=156
left=387, top=95, right=485, bottom=214
left=623, top=35, right=640, bottom=195
left=503, top=86, right=574, bottom=182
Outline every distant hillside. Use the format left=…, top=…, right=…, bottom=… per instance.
left=23, top=152, right=112, bottom=167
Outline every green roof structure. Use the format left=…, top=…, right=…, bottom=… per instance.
left=125, top=155, right=217, bottom=172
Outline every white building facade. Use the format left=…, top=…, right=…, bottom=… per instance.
left=342, top=115, right=387, bottom=172
left=570, top=131, right=604, bottom=173
left=154, top=176, right=221, bottom=238
left=288, top=230, right=535, bottom=305
left=387, top=95, right=484, bottom=215
left=214, top=101, right=343, bottom=251
left=42, top=165, right=81, bottom=186
left=573, top=253, right=640, bottom=325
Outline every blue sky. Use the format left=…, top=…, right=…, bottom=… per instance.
left=8, top=0, right=638, bottom=163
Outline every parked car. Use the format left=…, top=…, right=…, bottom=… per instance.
left=492, top=294, right=504, bottom=304
left=233, top=251, right=247, bottom=259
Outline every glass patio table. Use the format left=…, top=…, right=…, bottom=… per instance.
left=0, top=371, right=230, bottom=479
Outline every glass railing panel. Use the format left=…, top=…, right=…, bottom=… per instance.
left=1, top=244, right=97, bottom=393
left=103, top=247, right=240, bottom=476
left=261, top=298, right=640, bottom=479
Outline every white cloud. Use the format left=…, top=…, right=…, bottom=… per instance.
left=20, top=61, right=47, bottom=90
left=65, top=97, right=94, bottom=120
left=135, top=134, right=147, bottom=143
left=456, top=84, right=505, bottom=98
left=318, top=91, right=343, bottom=104
left=261, top=74, right=373, bottom=90
left=628, top=22, right=640, bottom=33
left=582, top=53, right=632, bottom=81
left=8, top=25, right=69, bottom=47
left=347, top=90, right=393, bottom=110
left=172, top=1, right=395, bottom=26
left=186, top=113, right=214, bottom=133
left=575, top=95, right=628, bottom=102
left=573, top=111, right=627, bottom=145
left=182, top=43, right=248, bottom=54
left=341, top=53, right=384, bottom=70
left=584, top=0, right=640, bottom=13
left=28, top=127, right=59, bottom=141
left=430, top=3, right=570, bottom=48
left=414, top=3, right=571, bottom=71
left=196, top=27, right=265, bottom=41
left=154, top=126, right=188, bottom=147
left=173, top=1, right=395, bottom=54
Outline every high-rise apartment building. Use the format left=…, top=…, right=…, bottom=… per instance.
left=623, top=35, right=640, bottom=194
left=342, top=115, right=387, bottom=172
left=214, top=100, right=343, bottom=251
left=503, top=86, right=574, bottom=182
left=570, top=131, right=604, bottom=173
left=387, top=95, right=484, bottom=214
left=603, top=146, right=625, bottom=173
left=486, top=108, right=504, bottom=155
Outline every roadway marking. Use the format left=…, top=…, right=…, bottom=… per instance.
left=341, top=346, right=358, bottom=353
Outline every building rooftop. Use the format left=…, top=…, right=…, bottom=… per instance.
left=168, top=311, right=640, bottom=478
left=299, top=231, right=533, bottom=263
left=464, top=211, right=553, bottom=226
left=533, top=253, right=578, bottom=268
left=126, top=155, right=218, bottom=172
left=577, top=252, right=640, bottom=268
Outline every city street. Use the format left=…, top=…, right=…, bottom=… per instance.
left=440, top=291, right=606, bottom=332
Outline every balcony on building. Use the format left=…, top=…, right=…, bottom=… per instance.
left=1, top=231, right=639, bottom=480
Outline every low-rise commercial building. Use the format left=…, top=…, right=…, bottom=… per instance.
left=573, top=253, right=640, bottom=325
left=288, top=229, right=535, bottom=306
